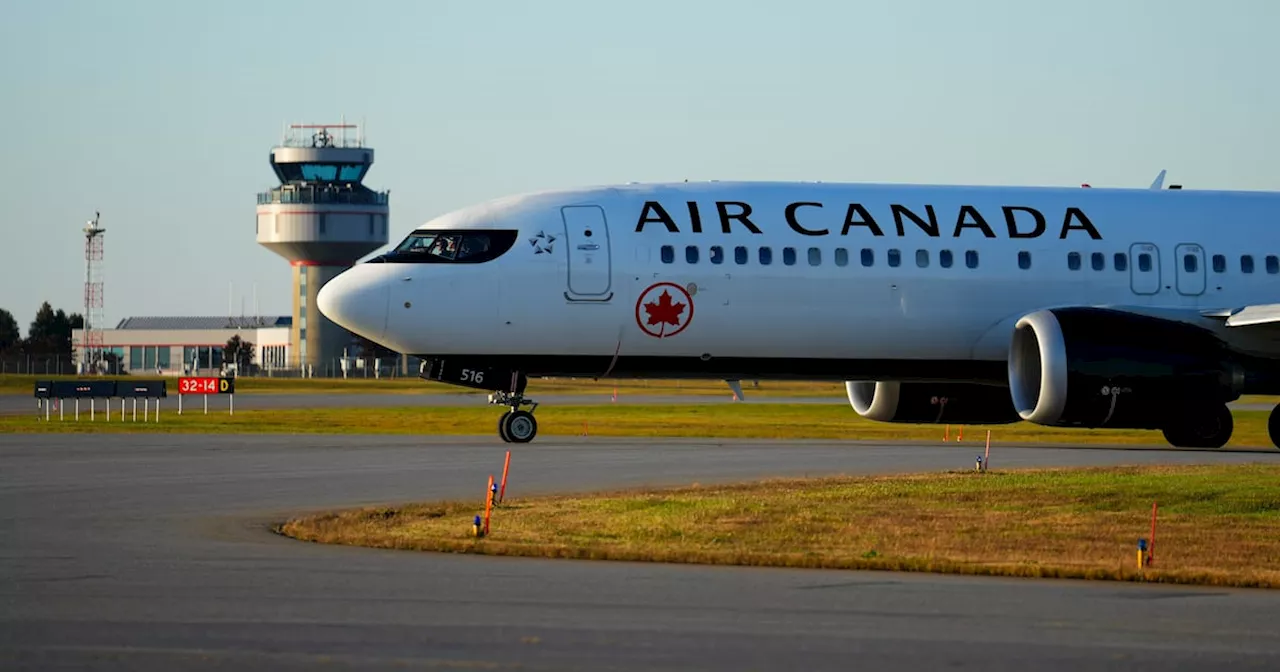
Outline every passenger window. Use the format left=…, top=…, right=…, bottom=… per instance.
left=1242, top=255, right=1255, bottom=274
left=1114, top=253, right=1127, bottom=272
left=1018, top=251, right=1031, bottom=270
left=916, top=249, right=929, bottom=268
left=1091, top=252, right=1104, bottom=271
left=783, top=247, right=797, bottom=266
left=887, top=249, right=901, bottom=267
left=808, top=247, right=821, bottom=266
left=1212, top=254, right=1226, bottom=273
left=734, top=246, right=748, bottom=265
left=940, top=250, right=953, bottom=268
left=1268, top=256, right=1279, bottom=274
left=965, top=250, right=979, bottom=269
left=710, top=246, right=724, bottom=265
left=685, top=245, right=699, bottom=264
left=835, top=248, right=848, bottom=267
left=758, top=246, right=771, bottom=265
left=661, top=245, right=674, bottom=264
left=1067, top=252, right=1081, bottom=270
left=1183, top=254, right=1197, bottom=273
left=1138, top=253, right=1152, bottom=272
left=861, top=248, right=874, bottom=267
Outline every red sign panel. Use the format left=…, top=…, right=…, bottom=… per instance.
left=178, top=377, right=235, bottom=395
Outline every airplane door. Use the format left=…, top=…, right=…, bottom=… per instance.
left=1174, top=243, right=1206, bottom=296
left=1129, top=242, right=1160, bottom=295
left=561, top=205, right=613, bottom=300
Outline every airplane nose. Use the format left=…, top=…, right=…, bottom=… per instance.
left=317, top=264, right=390, bottom=342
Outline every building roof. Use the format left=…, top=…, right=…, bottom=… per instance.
left=114, top=316, right=292, bottom=330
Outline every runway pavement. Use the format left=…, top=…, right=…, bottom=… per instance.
left=3, top=433, right=1280, bottom=670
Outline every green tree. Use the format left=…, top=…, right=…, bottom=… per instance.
left=27, top=304, right=85, bottom=355
left=224, top=335, right=256, bottom=372
left=28, top=303, right=68, bottom=354
left=0, top=308, right=18, bottom=352
left=103, top=350, right=122, bottom=374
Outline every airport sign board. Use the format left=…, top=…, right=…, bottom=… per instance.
left=178, top=377, right=235, bottom=395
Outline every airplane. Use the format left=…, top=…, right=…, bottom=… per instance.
left=316, top=174, right=1280, bottom=448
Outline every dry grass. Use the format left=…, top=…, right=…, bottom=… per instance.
left=3, top=404, right=1279, bottom=447
left=279, top=464, right=1280, bottom=588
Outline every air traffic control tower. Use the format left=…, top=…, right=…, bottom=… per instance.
left=257, top=123, right=389, bottom=370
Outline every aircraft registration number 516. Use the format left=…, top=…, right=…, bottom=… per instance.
left=420, top=359, right=516, bottom=392
left=178, top=377, right=235, bottom=395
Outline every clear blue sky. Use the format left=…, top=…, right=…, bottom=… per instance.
left=2, top=0, right=1277, bottom=334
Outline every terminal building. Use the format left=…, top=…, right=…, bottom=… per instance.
left=72, top=316, right=292, bottom=375
left=256, top=122, right=390, bottom=369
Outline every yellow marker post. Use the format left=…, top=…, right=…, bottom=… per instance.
left=1137, top=538, right=1148, bottom=569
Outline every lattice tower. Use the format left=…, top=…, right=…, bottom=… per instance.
left=83, top=212, right=105, bottom=373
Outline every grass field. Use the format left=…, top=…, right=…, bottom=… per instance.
left=278, top=464, right=1280, bottom=589
left=3, top=403, right=1279, bottom=448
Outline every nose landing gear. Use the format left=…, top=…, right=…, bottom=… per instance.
left=419, top=358, right=540, bottom=443
left=491, top=390, right=538, bottom=443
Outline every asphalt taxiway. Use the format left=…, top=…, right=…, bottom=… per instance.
left=3, top=433, right=1280, bottom=671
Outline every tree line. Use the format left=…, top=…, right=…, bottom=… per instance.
left=0, top=302, right=83, bottom=356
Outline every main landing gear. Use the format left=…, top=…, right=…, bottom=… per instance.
left=491, top=389, right=539, bottom=443
left=1161, top=402, right=1233, bottom=449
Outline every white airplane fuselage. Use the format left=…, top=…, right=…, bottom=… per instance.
left=318, top=180, right=1280, bottom=445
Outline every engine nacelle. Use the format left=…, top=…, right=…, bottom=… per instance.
left=847, top=380, right=1021, bottom=424
left=1008, top=308, right=1243, bottom=428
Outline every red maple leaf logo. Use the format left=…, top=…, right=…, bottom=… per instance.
left=644, top=290, right=685, bottom=327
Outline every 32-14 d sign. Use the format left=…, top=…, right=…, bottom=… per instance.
left=178, top=377, right=235, bottom=395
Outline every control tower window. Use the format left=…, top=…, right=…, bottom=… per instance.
left=384, top=230, right=518, bottom=263
left=276, top=163, right=369, bottom=183
left=302, top=164, right=339, bottom=181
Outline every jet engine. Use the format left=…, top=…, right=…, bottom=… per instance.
left=847, top=380, right=1021, bottom=424
left=1008, top=307, right=1243, bottom=428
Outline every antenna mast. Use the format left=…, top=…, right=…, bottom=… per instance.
left=82, top=212, right=105, bottom=374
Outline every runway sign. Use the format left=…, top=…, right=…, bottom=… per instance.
left=178, top=377, right=235, bottom=395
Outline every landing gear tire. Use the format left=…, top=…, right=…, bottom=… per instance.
left=504, top=410, right=537, bottom=443
left=1162, top=403, right=1233, bottom=449
left=498, top=411, right=512, bottom=443
left=486, top=376, right=539, bottom=443
left=1268, top=405, right=1280, bottom=450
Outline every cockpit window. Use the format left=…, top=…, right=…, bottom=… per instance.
left=372, top=230, right=519, bottom=264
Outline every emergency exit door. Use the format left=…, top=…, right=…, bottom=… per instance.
left=1174, top=243, right=1206, bottom=296
left=1129, top=242, right=1161, bottom=295
left=561, top=205, right=612, bottom=299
